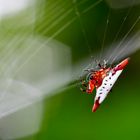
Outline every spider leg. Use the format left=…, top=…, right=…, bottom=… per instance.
left=81, top=80, right=87, bottom=87
left=80, top=87, right=86, bottom=92
left=95, top=59, right=102, bottom=68
left=103, top=59, right=108, bottom=68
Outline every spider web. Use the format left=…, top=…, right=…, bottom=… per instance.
left=0, top=0, right=140, bottom=139
left=71, top=0, right=140, bottom=69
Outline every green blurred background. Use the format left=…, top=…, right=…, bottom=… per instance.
left=0, top=0, right=140, bottom=140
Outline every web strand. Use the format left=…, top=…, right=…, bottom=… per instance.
left=99, top=8, right=110, bottom=61
left=73, top=0, right=92, bottom=55
left=111, top=16, right=140, bottom=64
left=108, top=0, right=136, bottom=63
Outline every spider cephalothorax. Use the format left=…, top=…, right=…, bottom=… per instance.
left=80, top=60, right=110, bottom=93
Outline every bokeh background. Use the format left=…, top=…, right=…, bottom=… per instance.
left=0, top=0, right=140, bottom=140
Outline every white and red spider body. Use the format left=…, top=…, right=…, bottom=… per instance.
left=81, top=58, right=129, bottom=112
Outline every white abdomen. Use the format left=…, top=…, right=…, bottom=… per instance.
left=95, top=69, right=123, bottom=104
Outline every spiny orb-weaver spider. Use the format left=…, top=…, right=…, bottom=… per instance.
left=80, top=58, right=129, bottom=112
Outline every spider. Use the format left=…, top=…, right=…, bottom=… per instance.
left=80, top=58, right=129, bottom=112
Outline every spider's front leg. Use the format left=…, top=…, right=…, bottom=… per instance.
left=80, top=80, right=87, bottom=93
left=80, top=87, right=86, bottom=92
left=95, top=59, right=102, bottom=68
left=81, top=80, right=87, bottom=87
left=98, top=63, right=102, bottom=68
